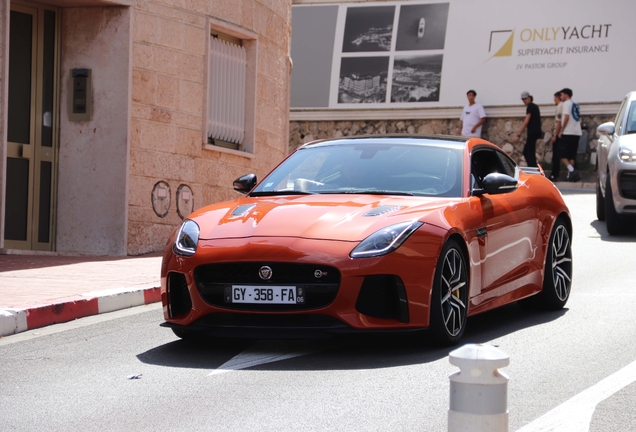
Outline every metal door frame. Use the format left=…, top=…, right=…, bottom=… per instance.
left=5, top=0, right=60, bottom=251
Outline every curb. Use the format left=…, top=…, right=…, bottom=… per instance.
left=555, top=181, right=595, bottom=190
left=0, top=285, right=161, bottom=337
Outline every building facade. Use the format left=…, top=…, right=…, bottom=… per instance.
left=1, top=0, right=292, bottom=256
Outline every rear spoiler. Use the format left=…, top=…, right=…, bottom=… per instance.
left=519, top=165, right=545, bottom=176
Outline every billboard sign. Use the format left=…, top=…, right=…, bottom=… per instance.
left=290, top=0, right=635, bottom=109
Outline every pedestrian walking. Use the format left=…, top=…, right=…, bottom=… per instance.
left=458, top=90, right=487, bottom=138
left=549, top=90, right=564, bottom=181
left=558, top=88, right=582, bottom=182
left=513, top=91, right=541, bottom=167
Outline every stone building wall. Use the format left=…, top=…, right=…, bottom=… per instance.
left=128, top=0, right=292, bottom=255
left=290, top=113, right=614, bottom=173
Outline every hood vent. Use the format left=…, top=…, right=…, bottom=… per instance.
left=231, top=204, right=256, bottom=217
left=363, top=206, right=403, bottom=217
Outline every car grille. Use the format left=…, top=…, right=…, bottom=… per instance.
left=619, top=171, right=636, bottom=200
left=194, top=263, right=340, bottom=311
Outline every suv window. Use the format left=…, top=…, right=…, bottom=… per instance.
left=615, top=97, right=628, bottom=135
left=626, top=101, right=636, bottom=135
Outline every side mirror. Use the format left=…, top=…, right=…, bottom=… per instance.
left=596, top=122, right=615, bottom=137
left=473, top=173, right=518, bottom=196
left=233, top=174, right=257, bottom=194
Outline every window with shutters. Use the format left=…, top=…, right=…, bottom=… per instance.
left=205, top=22, right=257, bottom=154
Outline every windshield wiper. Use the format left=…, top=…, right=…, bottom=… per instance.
left=250, top=190, right=315, bottom=197
left=322, top=190, right=414, bottom=196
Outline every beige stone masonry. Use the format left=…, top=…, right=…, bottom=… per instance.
left=125, top=0, right=292, bottom=255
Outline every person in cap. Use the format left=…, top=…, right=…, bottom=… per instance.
left=513, top=91, right=541, bottom=167
left=457, top=90, right=487, bottom=138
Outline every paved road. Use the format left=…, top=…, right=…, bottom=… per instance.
left=1, top=190, right=634, bottom=432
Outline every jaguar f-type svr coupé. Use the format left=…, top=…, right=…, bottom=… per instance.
left=160, top=135, right=573, bottom=345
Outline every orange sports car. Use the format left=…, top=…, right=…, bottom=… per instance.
left=160, top=135, right=573, bottom=345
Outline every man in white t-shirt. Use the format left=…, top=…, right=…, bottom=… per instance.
left=549, top=90, right=564, bottom=181
left=458, top=90, right=487, bottom=138
left=558, top=88, right=582, bottom=182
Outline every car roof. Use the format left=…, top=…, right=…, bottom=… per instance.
left=300, top=134, right=469, bottom=150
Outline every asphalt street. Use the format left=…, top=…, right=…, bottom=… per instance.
left=0, top=190, right=635, bottom=432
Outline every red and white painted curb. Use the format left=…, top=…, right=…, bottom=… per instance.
left=0, top=285, right=161, bottom=337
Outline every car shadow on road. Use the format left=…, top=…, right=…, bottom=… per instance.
left=136, top=302, right=567, bottom=372
left=589, top=219, right=636, bottom=241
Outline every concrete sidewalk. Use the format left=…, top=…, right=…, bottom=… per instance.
left=0, top=252, right=163, bottom=337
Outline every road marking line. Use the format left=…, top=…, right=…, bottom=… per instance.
left=208, top=340, right=338, bottom=376
left=517, top=359, right=636, bottom=431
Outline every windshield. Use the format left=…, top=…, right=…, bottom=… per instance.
left=252, top=142, right=463, bottom=197
left=626, top=101, right=636, bottom=134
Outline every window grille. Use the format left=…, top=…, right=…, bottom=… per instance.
left=208, top=36, right=246, bottom=146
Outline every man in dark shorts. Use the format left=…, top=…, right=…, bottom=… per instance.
left=549, top=91, right=564, bottom=181
left=558, top=88, right=582, bottom=182
left=513, top=91, right=541, bottom=167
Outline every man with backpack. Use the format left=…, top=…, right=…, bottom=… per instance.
left=558, top=88, right=582, bottom=182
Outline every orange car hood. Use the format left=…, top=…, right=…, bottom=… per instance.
left=191, top=194, right=455, bottom=241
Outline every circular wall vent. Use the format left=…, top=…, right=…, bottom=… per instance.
left=151, top=181, right=171, bottom=218
left=176, top=184, right=194, bottom=219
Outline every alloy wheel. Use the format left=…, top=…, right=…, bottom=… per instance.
left=551, top=225, right=572, bottom=301
left=440, top=248, right=467, bottom=337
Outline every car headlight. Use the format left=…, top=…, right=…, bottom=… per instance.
left=619, top=146, right=636, bottom=162
left=350, top=221, right=424, bottom=258
left=173, top=219, right=200, bottom=257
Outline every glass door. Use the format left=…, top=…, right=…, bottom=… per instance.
left=5, top=2, right=59, bottom=251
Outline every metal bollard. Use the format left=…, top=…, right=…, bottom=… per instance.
left=448, top=343, right=510, bottom=432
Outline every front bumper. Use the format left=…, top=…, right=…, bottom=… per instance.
left=160, top=226, right=446, bottom=336
left=610, top=168, right=636, bottom=214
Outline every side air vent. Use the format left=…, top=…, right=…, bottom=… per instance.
left=363, top=206, right=403, bottom=217
left=167, top=272, right=192, bottom=318
left=231, top=204, right=256, bottom=217
left=355, top=275, right=409, bottom=322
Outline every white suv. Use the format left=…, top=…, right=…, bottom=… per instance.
left=596, top=91, right=636, bottom=234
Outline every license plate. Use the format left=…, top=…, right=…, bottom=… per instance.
left=230, top=285, right=304, bottom=304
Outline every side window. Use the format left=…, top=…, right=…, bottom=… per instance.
left=206, top=24, right=257, bottom=154
left=614, top=98, right=628, bottom=136
left=497, top=152, right=517, bottom=177
left=626, top=101, right=636, bottom=135
left=471, top=149, right=504, bottom=185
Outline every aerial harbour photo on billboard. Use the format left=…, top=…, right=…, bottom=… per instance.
left=338, top=56, right=389, bottom=103
left=342, top=6, right=395, bottom=52
left=391, top=54, right=443, bottom=102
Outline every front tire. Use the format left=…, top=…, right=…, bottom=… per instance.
left=537, top=218, right=572, bottom=310
left=596, top=180, right=605, bottom=221
left=605, top=175, right=629, bottom=235
left=430, top=239, right=468, bottom=345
